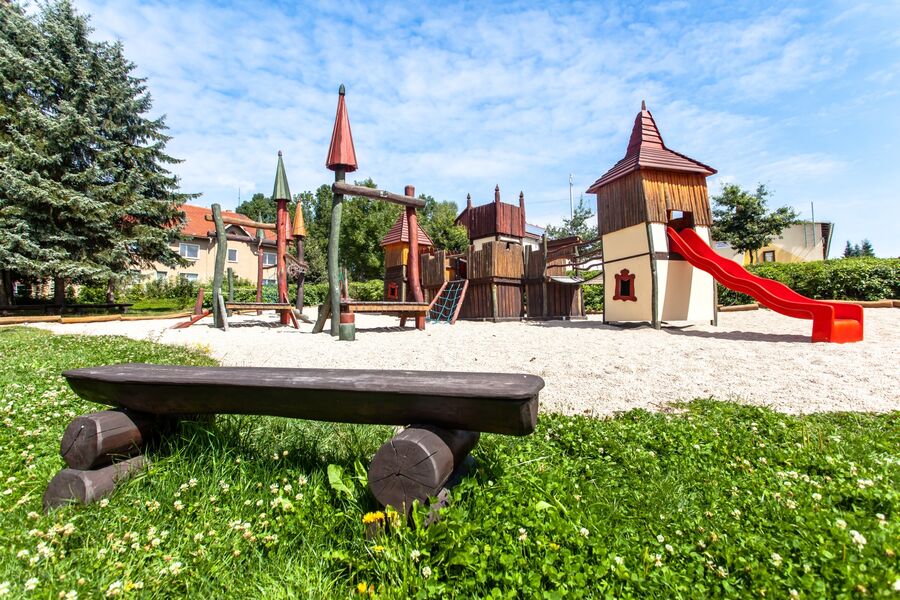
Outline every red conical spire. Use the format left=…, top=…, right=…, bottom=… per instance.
left=326, top=84, right=358, bottom=173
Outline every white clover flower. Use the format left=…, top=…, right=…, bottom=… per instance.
left=64, top=591, right=78, bottom=600
left=849, top=530, right=867, bottom=549
left=893, top=579, right=900, bottom=592
left=105, top=580, right=123, bottom=597
left=614, top=556, right=624, bottom=565
left=16, top=549, right=28, bottom=559
left=835, top=519, right=847, bottom=529
left=579, top=527, right=589, bottom=538
left=188, top=478, right=197, bottom=487
left=653, top=554, right=663, bottom=567
left=771, top=552, right=783, bottom=567
left=421, top=566, right=432, bottom=579
left=656, top=534, right=665, bottom=543
left=173, top=500, right=183, bottom=511
left=24, top=578, right=38, bottom=591
left=99, top=498, right=109, bottom=508
left=0, top=582, right=9, bottom=597
left=789, top=589, right=799, bottom=599
left=518, top=528, right=527, bottom=541
left=731, top=509, right=741, bottom=519
left=811, top=493, right=822, bottom=502
left=410, top=549, right=421, bottom=562
left=665, top=544, right=674, bottom=554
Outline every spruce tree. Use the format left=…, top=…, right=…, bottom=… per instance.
left=0, top=1, right=192, bottom=303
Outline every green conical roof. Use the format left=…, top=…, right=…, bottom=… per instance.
left=256, top=213, right=265, bottom=241
left=272, top=151, right=292, bottom=201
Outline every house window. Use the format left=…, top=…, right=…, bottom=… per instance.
left=180, top=273, right=198, bottom=282
left=762, top=251, right=775, bottom=262
left=262, top=278, right=276, bottom=286
left=228, top=248, right=238, bottom=262
left=263, top=252, right=277, bottom=266
left=179, top=242, right=199, bottom=260
left=156, top=271, right=167, bottom=281
left=613, top=269, right=636, bottom=302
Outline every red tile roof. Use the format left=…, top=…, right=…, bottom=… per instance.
left=586, top=102, right=716, bottom=193
left=179, top=204, right=276, bottom=241
left=380, top=212, right=435, bottom=247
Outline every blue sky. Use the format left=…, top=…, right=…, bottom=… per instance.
left=75, top=0, right=900, bottom=256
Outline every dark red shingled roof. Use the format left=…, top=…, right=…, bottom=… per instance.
left=380, top=212, right=434, bottom=247
left=179, top=204, right=276, bottom=242
left=586, top=102, right=716, bottom=193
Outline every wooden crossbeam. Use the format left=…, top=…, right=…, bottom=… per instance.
left=332, top=182, right=426, bottom=208
left=204, top=213, right=276, bottom=231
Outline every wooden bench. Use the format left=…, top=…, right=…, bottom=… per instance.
left=63, top=303, right=133, bottom=315
left=0, top=303, right=62, bottom=316
left=225, top=302, right=294, bottom=312
left=45, top=364, right=543, bottom=513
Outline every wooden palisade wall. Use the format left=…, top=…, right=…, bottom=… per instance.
left=459, top=241, right=524, bottom=321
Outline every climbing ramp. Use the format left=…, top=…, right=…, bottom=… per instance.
left=427, top=280, right=469, bottom=324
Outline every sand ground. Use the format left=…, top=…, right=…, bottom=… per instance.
left=25, top=308, right=900, bottom=416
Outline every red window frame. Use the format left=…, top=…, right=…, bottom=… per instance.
left=386, top=281, right=399, bottom=300
left=613, top=269, right=636, bottom=302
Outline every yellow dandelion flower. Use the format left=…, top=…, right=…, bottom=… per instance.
left=356, top=582, right=368, bottom=594
left=373, top=545, right=385, bottom=553
left=362, top=511, right=385, bottom=525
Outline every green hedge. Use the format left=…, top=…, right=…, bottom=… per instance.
left=717, top=257, right=900, bottom=306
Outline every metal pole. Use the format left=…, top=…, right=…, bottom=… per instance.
left=569, top=174, right=574, bottom=221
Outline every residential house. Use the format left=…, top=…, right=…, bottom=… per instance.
left=140, top=204, right=278, bottom=284
left=713, top=221, right=834, bottom=264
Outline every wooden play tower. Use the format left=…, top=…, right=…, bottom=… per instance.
left=586, top=101, right=718, bottom=327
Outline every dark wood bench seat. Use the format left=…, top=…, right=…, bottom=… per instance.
left=64, top=303, right=133, bottom=315
left=63, top=364, right=543, bottom=436
left=225, top=302, right=293, bottom=311
left=341, top=301, right=430, bottom=315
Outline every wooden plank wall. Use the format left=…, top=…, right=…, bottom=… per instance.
left=459, top=203, right=524, bottom=240
left=459, top=241, right=525, bottom=320
left=596, top=171, right=647, bottom=236
left=383, top=245, right=406, bottom=269
left=420, top=250, right=447, bottom=289
left=641, top=170, right=712, bottom=225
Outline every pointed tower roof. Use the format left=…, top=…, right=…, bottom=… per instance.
left=586, top=101, right=716, bottom=193
left=272, top=151, right=292, bottom=201
left=292, top=201, right=306, bottom=237
left=326, top=84, right=358, bottom=173
left=380, top=213, right=434, bottom=248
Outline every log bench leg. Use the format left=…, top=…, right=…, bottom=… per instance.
left=60, top=409, right=174, bottom=470
left=43, top=456, right=147, bottom=511
left=368, top=426, right=479, bottom=514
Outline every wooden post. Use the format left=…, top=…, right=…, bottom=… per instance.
left=368, top=426, right=479, bottom=513
left=542, top=235, right=549, bottom=318
left=44, top=456, right=147, bottom=511
left=256, top=218, right=265, bottom=316
left=226, top=267, right=234, bottom=317
left=328, top=168, right=345, bottom=336
left=276, top=199, right=289, bottom=325
left=647, top=223, right=660, bottom=329
left=405, top=185, right=425, bottom=330
left=211, top=204, right=227, bottom=329
left=193, top=287, right=205, bottom=316
left=295, top=238, right=305, bottom=312
left=60, top=409, right=166, bottom=470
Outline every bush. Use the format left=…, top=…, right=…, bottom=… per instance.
left=717, top=257, right=900, bottom=306
left=75, top=284, right=108, bottom=304
left=124, top=277, right=200, bottom=307
left=583, top=281, right=603, bottom=313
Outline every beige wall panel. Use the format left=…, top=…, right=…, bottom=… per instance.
left=602, top=224, right=650, bottom=262
left=604, top=255, right=652, bottom=322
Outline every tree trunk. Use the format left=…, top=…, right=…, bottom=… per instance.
left=106, top=279, right=115, bottom=303
left=0, top=271, right=12, bottom=305
left=54, top=276, right=66, bottom=306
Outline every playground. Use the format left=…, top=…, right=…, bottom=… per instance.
left=29, top=306, right=900, bottom=416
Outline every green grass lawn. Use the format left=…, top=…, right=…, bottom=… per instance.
left=0, top=327, right=897, bottom=598
left=126, top=298, right=188, bottom=315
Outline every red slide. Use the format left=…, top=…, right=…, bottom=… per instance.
left=666, top=227, right=863, bottom=343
